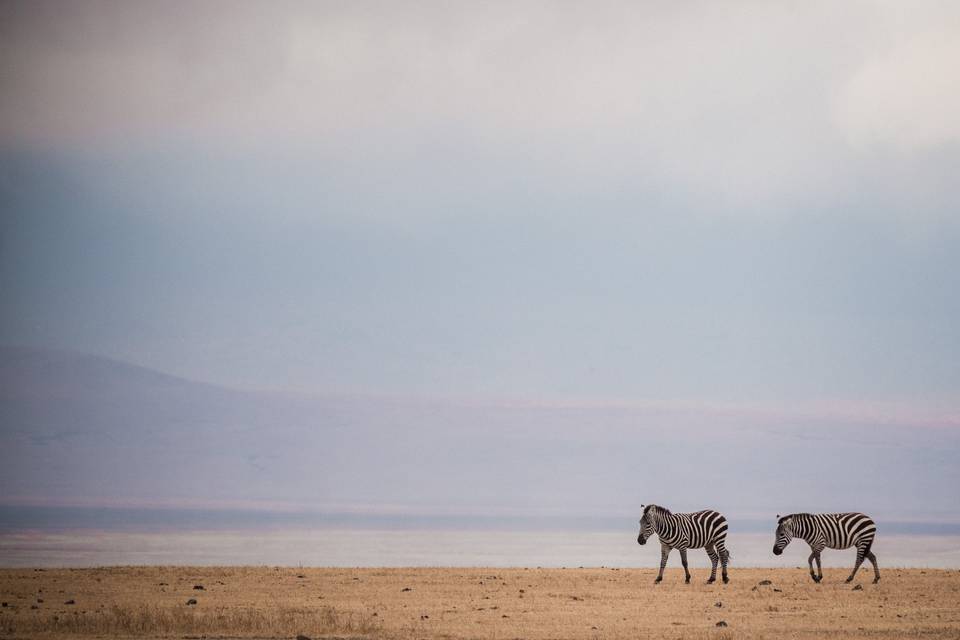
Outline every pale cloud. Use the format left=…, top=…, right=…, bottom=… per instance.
left=833, top=29, right=960, bottom=150
left=2, top=2, right=958, bottom=216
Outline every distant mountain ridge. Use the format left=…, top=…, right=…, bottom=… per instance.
left=0, top=345, right=227, bottom=396
left=1, top=346, right=959, bottom=525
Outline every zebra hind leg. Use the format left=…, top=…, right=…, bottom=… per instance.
left=705, top=545, right=719, bottom=584
left=717, top=541, right=730, bottom=584
left=867, top=551, right=880, bottom=584
left=846, top=544, right=868, bottom=583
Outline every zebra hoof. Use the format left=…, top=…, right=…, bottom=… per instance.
left=654, top=577, right=662, bottom=584
left=812, top=576, right=821, bottom=583
left=873, top=578, right=880, bottom=584
left=706, top=578, right=715, bottom=584
left=844, top=577, right=853, bottom=584
left=722, top=576, right=729, bottom=584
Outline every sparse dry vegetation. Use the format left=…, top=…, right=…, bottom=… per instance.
left=3, top=603, right=379, bottom=637
left=1, top=566, right=958, bottom=639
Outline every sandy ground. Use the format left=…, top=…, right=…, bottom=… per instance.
left=1, top=566, right=959, bottom=639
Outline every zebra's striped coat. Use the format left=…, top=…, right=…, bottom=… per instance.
left=773, top=512, right=880, bottom=583
left=637, top=504, right=730, bottom=584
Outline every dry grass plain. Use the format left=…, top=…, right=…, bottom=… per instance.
left=1, top=566, right=958, bottom=639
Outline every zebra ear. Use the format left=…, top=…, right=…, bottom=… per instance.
left=776, top=514, right=781, bottom=519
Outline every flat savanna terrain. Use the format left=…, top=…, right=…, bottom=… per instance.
left=1, top=567, right=958, bottom=639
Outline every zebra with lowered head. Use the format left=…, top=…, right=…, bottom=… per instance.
left=773, top=512, right=880, bottom=583
left=637, top=504, right=730, bottom=584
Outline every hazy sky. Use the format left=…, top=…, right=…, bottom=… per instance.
left=2, top=0, right=959, bottom=413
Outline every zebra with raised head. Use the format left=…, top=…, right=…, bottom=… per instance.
left=773, top=512, right=880, bottom=583
left=637, top=504, right=731, bottom=584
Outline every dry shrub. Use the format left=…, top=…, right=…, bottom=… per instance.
left=4, top=604, right=381, bottom=637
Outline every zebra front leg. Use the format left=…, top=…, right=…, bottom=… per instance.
left=807, top=551, right=822, bottom=582
left=846, top=544, right=868, bottom=583
left=655, top=543, right=671, bottom=584
left=679, top=548, right=690, bottom=584
left=867, top=551, right=880, bottom=584
left=718, top=542, right=730, bottom=584
left=705, top=545, right=719, bottom=584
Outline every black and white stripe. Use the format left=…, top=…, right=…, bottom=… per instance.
left=773, top=512, right=880, bottom=583
left=637, top=504, right=731, bottom=584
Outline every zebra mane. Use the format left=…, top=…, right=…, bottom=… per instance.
left=644, top=504, right=672, bottom=516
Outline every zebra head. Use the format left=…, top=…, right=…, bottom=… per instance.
left=773, top=514, right=794, bottom=555
left=637, top=504, right=660, bottom=545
